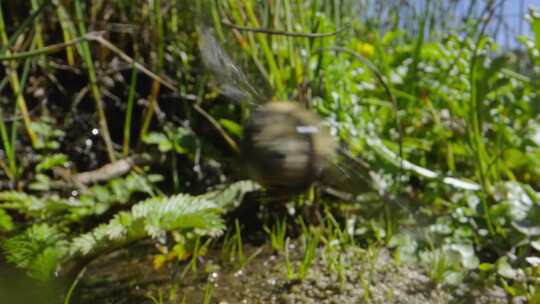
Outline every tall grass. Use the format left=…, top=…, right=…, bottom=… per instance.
left=0, top=0, right=539, bottom=300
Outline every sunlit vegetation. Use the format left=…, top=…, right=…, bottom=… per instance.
left=1, top=0, right=540, bottom=302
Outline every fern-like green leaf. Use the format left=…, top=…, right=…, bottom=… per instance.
left=35, top=153, right=69, bottom=172
left=0, top=173, right=162, bottom=227
left=200, top=180, right=259, bottom=210
left=0, top=191, right=80, bottom=219
left=69, top=181, right=255, bottom=257
left=0, top=208, right=14, bottom=231
left=2, top=181, right=255, bottom=281
left=2, top=224, right=68, bottom=281
left=0, top=191, right=34, bottom=207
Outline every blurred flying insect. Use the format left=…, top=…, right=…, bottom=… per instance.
left=197, top=26, right=372, bottom=197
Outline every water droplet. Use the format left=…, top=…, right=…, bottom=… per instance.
left=287, top=206, right=296, bottom=216
left=91, top=128, right=99, bottom=135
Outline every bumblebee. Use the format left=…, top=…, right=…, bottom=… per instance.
left=198, top=26, right=370, bottom=195
left=242, top=101, right=337, bottom=192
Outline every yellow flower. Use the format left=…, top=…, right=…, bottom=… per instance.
left=153, top=254, right=168, bottom=270
left=356, top=41, right=374, bottom=58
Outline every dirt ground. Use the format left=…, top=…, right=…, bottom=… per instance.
left=78, top=240, right=510, bottom=304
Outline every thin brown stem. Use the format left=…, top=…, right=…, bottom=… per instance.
left=221, top=20, right=343, bottom=38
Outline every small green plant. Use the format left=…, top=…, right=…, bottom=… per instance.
left=220, top=219, right=262, bottom=270
left=233, top=219, right=245, bottom=265
left=175, top=236, right=213, bottom=278
left=202, top=280, right=214, bottom=304
left=1, top=181, right=252, bottom=282
left=220, top=219, right=245, bottom=267
left=283, top=218, right=320, bottom=281
left=284, top=237, right=296, bottom=281
left=419, top=247, right=465, bottom=287
left=145, top=289, right=165, bottom=304
left=359, top=268, right=371, bottom=302
left=0, top=108, right=17, bottom=180
left=264, top=217, right=287, bottom=253
left=0, top=172, right=160, bottom=227
left=356, top=245, right=383, bottom=302
left=326, top=250, right=347, bottom=289
left=145, top=286, right=179, bottom=304
left=322, top=209, right=354, bottom=246
left=298, top=230, right=319, bottom=280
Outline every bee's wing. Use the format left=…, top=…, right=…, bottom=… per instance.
left=320, top=148, right=377, bottom=197
left=198, top=26, right=267, bottom=106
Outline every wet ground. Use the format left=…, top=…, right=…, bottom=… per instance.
left=78, top=240, right=509, bottom=304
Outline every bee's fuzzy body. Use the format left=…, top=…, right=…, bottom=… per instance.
left=242, top=102, right=336, bottom=192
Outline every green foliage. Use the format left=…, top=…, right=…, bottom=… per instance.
left=0, top=191, right=72, bottom=219
left=35, top=153, right=69, bottom=173
left=2, top=181, right=253, bottom=281
left=198, top=180, right=258, bottom=210
left=3, top=224, right=68, bottom=281
left=0, top=208, right=14, bottom=231
left=70, top=192, right=224, bottom=257
left=0, top=173, right=160, bottom=223
left=205, top=1, right=540, bottom=296
left=1, top=0, right=540, bottom=301
left=143, top=126, right=225, bottom=164
left=522, top=8, right=540, bottom=66
left=419, top=247, right=465, bottom=286
left=31, top=117, right=66, bottom=150
left=264, top=218, right=287, bottom=253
